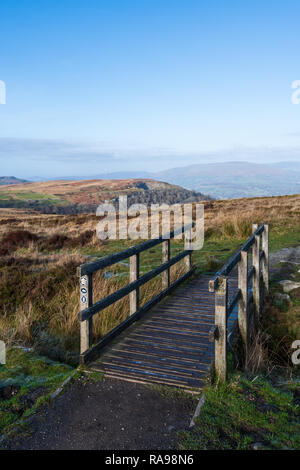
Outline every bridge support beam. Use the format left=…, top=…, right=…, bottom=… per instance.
left=209, top=223, right=269, bottom=382
left=238, top=250, right=249, bottom=357
left=162, top=240, right=170, bottom=290
left=79, top=273, right=93, bottom=356
left=130, top=253, right=140, bottom=315
left=214, top=276, right=228, bottom=382
left=184, top=228, right=192, bottom=272
left=262, top=224, right=269, bottom=295
left=252, top=224, right=261, bottom=322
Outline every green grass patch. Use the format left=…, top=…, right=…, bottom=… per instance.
left=81, top=370, right=103, bottom=382
left=269, top=223, right=300, bottom=252
left=0, top=191, right=64, bottom=203
left=195, top=222, right=300, bottom=274
left=179, top=373, right=300, bottom=450
left=0, top=348, right=73, bottom=436
left=147, top=383, right=197, bottom=402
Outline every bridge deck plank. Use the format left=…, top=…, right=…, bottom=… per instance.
left=89, top=274, right=238, bottom=392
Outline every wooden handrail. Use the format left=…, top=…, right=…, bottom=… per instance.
left=79, top=249, right=191, bottom=321
left=214, top=276, right=228, bottom=382
left=79, top=223, right=193, bottom=275
left=247, top=266, right=255, bottom=283
left=210, top=223, right=269, bottom=382
left=78, top=222, right=195, bottom=363
left=227, top=289, right=241, bottom=317
left=81, top=268, right=195, bottom=364
left=209, top=223, right=265, bottom=292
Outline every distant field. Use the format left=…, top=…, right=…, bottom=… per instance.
left=0, top=191, right=64, bottom=202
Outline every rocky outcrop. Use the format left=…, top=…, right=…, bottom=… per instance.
left=278, top=280, right=300, bottom=293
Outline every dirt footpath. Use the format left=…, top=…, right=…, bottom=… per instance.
left=3, top=376, right=197, bottom=450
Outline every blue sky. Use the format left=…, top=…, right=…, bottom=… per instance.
left=1, top=0, right=300, bottom=177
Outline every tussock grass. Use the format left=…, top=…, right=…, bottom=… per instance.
left=245, top=329, right=273, bottom=375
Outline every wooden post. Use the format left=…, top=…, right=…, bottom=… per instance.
left=185, top=228, right=192, bottom=272
left=252, top=224, right=261, bottom=321
left=215, top=276, right=228, bottom=382
left=130, top=253, right=139, bottom=315
left=185, top=251, right=192, bottom=272
left=238, top=250, right=248, bottom=356
left=262, top=224, right=269, bottom=294
left=162, top=239, right=170, bottom=290
left=80, top=272, right=93, bottom=355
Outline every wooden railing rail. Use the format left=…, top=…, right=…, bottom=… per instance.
left=79, top=249, right=192, bottom=322
left=78, top=223, right=195, bottom=364
left=209, top=223, right=265, bottom=292
left=209, top=223, right=269, bottom=381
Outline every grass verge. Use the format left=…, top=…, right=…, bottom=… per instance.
left=0, top=348, right=74, bottom=437
left=179, top=373, right=300, bottom=450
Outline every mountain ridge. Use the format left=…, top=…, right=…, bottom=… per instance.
left=4, top=159, right=300, bottom=199
left=0, top=176, right=29, bottom=185
left=71, top=161, right=300, bottom=199
left=0, top=177, right=212, bottom=214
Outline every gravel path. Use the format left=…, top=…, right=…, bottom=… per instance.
left=3, top=376, right=197, bottom=450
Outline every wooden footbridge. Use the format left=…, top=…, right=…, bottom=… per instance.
left=78, top=223, right=269, bottom=392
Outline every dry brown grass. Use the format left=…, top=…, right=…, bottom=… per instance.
left=245, top=329, right=273, bottom=375
left=1, top=192, right=300, bottom=362
left=1, top=192, right=300, bottom=241
left=0, top=178, right=175, bottom=205
left=0, top=232, right=187, bottom=363
left=202, top=193, right=300, bottom=240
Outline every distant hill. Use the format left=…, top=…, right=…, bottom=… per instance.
left=0, top=176, right=29, bottom=185
left=27, top=172, right=152, bottom=182
left=271, top=161, right=300, bottom=172
left=0, top=178, right=212, bottom=214
left=153, top=161, right=299, bottom=199
left=149, top=161, right=300, bottom=198
left=63, top=161, right=300, bottom=199
left=15, top=159, right=300, bottom=199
